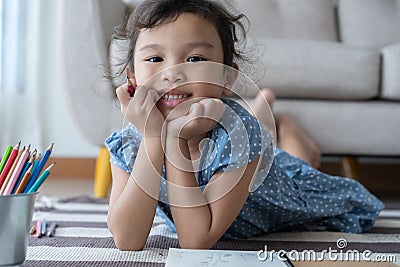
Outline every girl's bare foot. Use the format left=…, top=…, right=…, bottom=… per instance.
left=277, top=115, right=321, bottom=169
left=247, top=88, right=276, bottom=135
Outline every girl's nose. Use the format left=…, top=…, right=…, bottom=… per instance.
left=160, top=65, right=186, bottom=84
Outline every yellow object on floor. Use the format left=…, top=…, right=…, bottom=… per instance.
left=94, top=146, right=111, bottom=198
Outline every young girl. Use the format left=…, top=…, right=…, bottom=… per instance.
left=105, top=0, right=384, bottom=251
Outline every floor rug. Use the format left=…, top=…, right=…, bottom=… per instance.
left=26, top=195, right=400, bottom=266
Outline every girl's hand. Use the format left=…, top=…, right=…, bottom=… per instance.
left=116, top=83, right=164, bottom=137
left=166, top=98, right=225, bottom=140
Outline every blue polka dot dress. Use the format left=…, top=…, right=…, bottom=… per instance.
left=105, top=99, right=384, bottom=239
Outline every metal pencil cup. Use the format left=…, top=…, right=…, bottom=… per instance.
left=0, top=192, right=37, bottom=266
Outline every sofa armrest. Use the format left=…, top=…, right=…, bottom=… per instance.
left=254, top=39, right=380, bottom=100
left=381, top=43, right=400, bottom=100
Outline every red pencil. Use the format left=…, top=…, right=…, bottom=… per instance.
left=0, top=142, right=20, bottom=189
left=0, top=147, right=23, bottom=194
left=3, top=146, right=30, bottom=195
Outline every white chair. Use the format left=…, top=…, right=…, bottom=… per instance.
left=60, top=0, right=125, bottom=197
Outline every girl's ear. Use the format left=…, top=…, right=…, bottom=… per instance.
left=125, top=67, right=137, bottom=86
left=222, top=63, right=239, bottom=96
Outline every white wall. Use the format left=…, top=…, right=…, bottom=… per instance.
left=42, top=73, right=99, bottom=158
left=0, top=0, right=99, bottom=158
left=41, top=4, right=98, bottom=158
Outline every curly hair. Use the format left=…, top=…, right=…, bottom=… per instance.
left=114, top=0, right=248, bottom=73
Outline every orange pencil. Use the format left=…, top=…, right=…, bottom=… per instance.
left=15, top=163, right=34, bottom=194
left=0, top=147, right=23, bottom=194
left=12, top=153, right=35, bottom=194
left=0, top=141, right=20, bottom=188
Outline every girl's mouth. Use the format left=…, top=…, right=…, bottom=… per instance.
left=158, top=88, right=192, bottom=108
left=159, top=93, right=191, bottom=108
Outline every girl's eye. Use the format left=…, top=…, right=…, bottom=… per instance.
left=146, top=56, right=163, bottom=63
left=187, top=56, right=206, bottom=62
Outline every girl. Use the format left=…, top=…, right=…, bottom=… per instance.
left=105, top=0, right=384, bottom=251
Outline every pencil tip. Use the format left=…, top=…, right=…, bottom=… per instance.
left=48, top=143, right=54, bottom=151
left=47, top=162, right=56, bottom=171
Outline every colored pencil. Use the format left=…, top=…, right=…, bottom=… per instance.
left=27, top=163, right=56, bottom=193
left=21, top=153, right=40, bottom=193
left=41, top=219, right=47, bottom=236
left=24, top=143, right=53, bottom=193
left=0, top=147, right=23, bottom=194
left=12, top=150, right=35, bottom=194
left=31, top=153, right=41, bottom=176
left=15, top=163, right=34, bottom=194
left=36, top=220, right=42, bottom=238
left=29, top=225, right=36, bottom=235
left=0, top=142, right=20, bottom=188
left=47, top=222, right=57, bottom=237
left=0, top=145, right=13, bottom=175
left=3, top=146, right=30, bottom=195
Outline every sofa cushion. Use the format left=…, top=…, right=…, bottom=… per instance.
left=381, top=43, right=400, bottom=100
left=253, top=39, right=380, bottom=100
left=338, top=0, right=400, bottom=48
left=273, top=100, right=400, bottom=156
left=232, top=0, right=337, bottom=41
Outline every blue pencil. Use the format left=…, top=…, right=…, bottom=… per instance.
left=22, top=155, right=40, bottom=193
left=41, top=219, right=47, bottom=236
left=23, top=143, right=53, bottom=193
left=27, top=163, right=55, bottom=193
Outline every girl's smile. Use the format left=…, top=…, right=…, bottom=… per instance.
left=158, top=88, right=191, bottom=109
left=133, top=13, right=225, bottom=117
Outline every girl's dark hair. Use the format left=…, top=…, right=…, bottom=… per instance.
left=114, top=0, right=248, bottom=74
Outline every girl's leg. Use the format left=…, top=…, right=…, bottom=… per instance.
left=249, top=88, right=276, bottom=135
left=249, top=88, right=321, bottom=169
left=277, top=114, right=321, bottom=169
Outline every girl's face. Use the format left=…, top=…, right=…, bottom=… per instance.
left=133, top=13, right=226, bottom=117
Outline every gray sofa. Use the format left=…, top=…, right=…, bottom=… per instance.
left=232, top=0, right=400, bottom=179
left=60, top=0, right=400, bottom=197
left=233, top=0, right=400, bottom=157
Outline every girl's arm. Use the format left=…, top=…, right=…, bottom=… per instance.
left=165, top=137, right=260, bottom=249
left=107, top=82, right=165, bottom=251
left=164, top=99, right=261, bottom=249
left=108, top=137, right=164, bottom=251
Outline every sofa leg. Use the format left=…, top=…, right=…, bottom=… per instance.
left=94, top=146, right=112, bottom=198
left=340, top=156, right=359, bottom=180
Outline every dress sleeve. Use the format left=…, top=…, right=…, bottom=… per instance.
left=200, top=101, right=275, bottom=192
left=207, top=103, right=273, bottom=174
left=104, top=124, right=142, bottom=173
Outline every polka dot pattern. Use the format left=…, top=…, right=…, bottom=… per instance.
left=105, top=99, right=384, bottom=240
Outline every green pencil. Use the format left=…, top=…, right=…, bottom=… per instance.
left=0, top=145, right=13, bottom=175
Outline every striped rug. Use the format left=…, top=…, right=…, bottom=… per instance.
left=26, top=196, right=400, bottom=266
